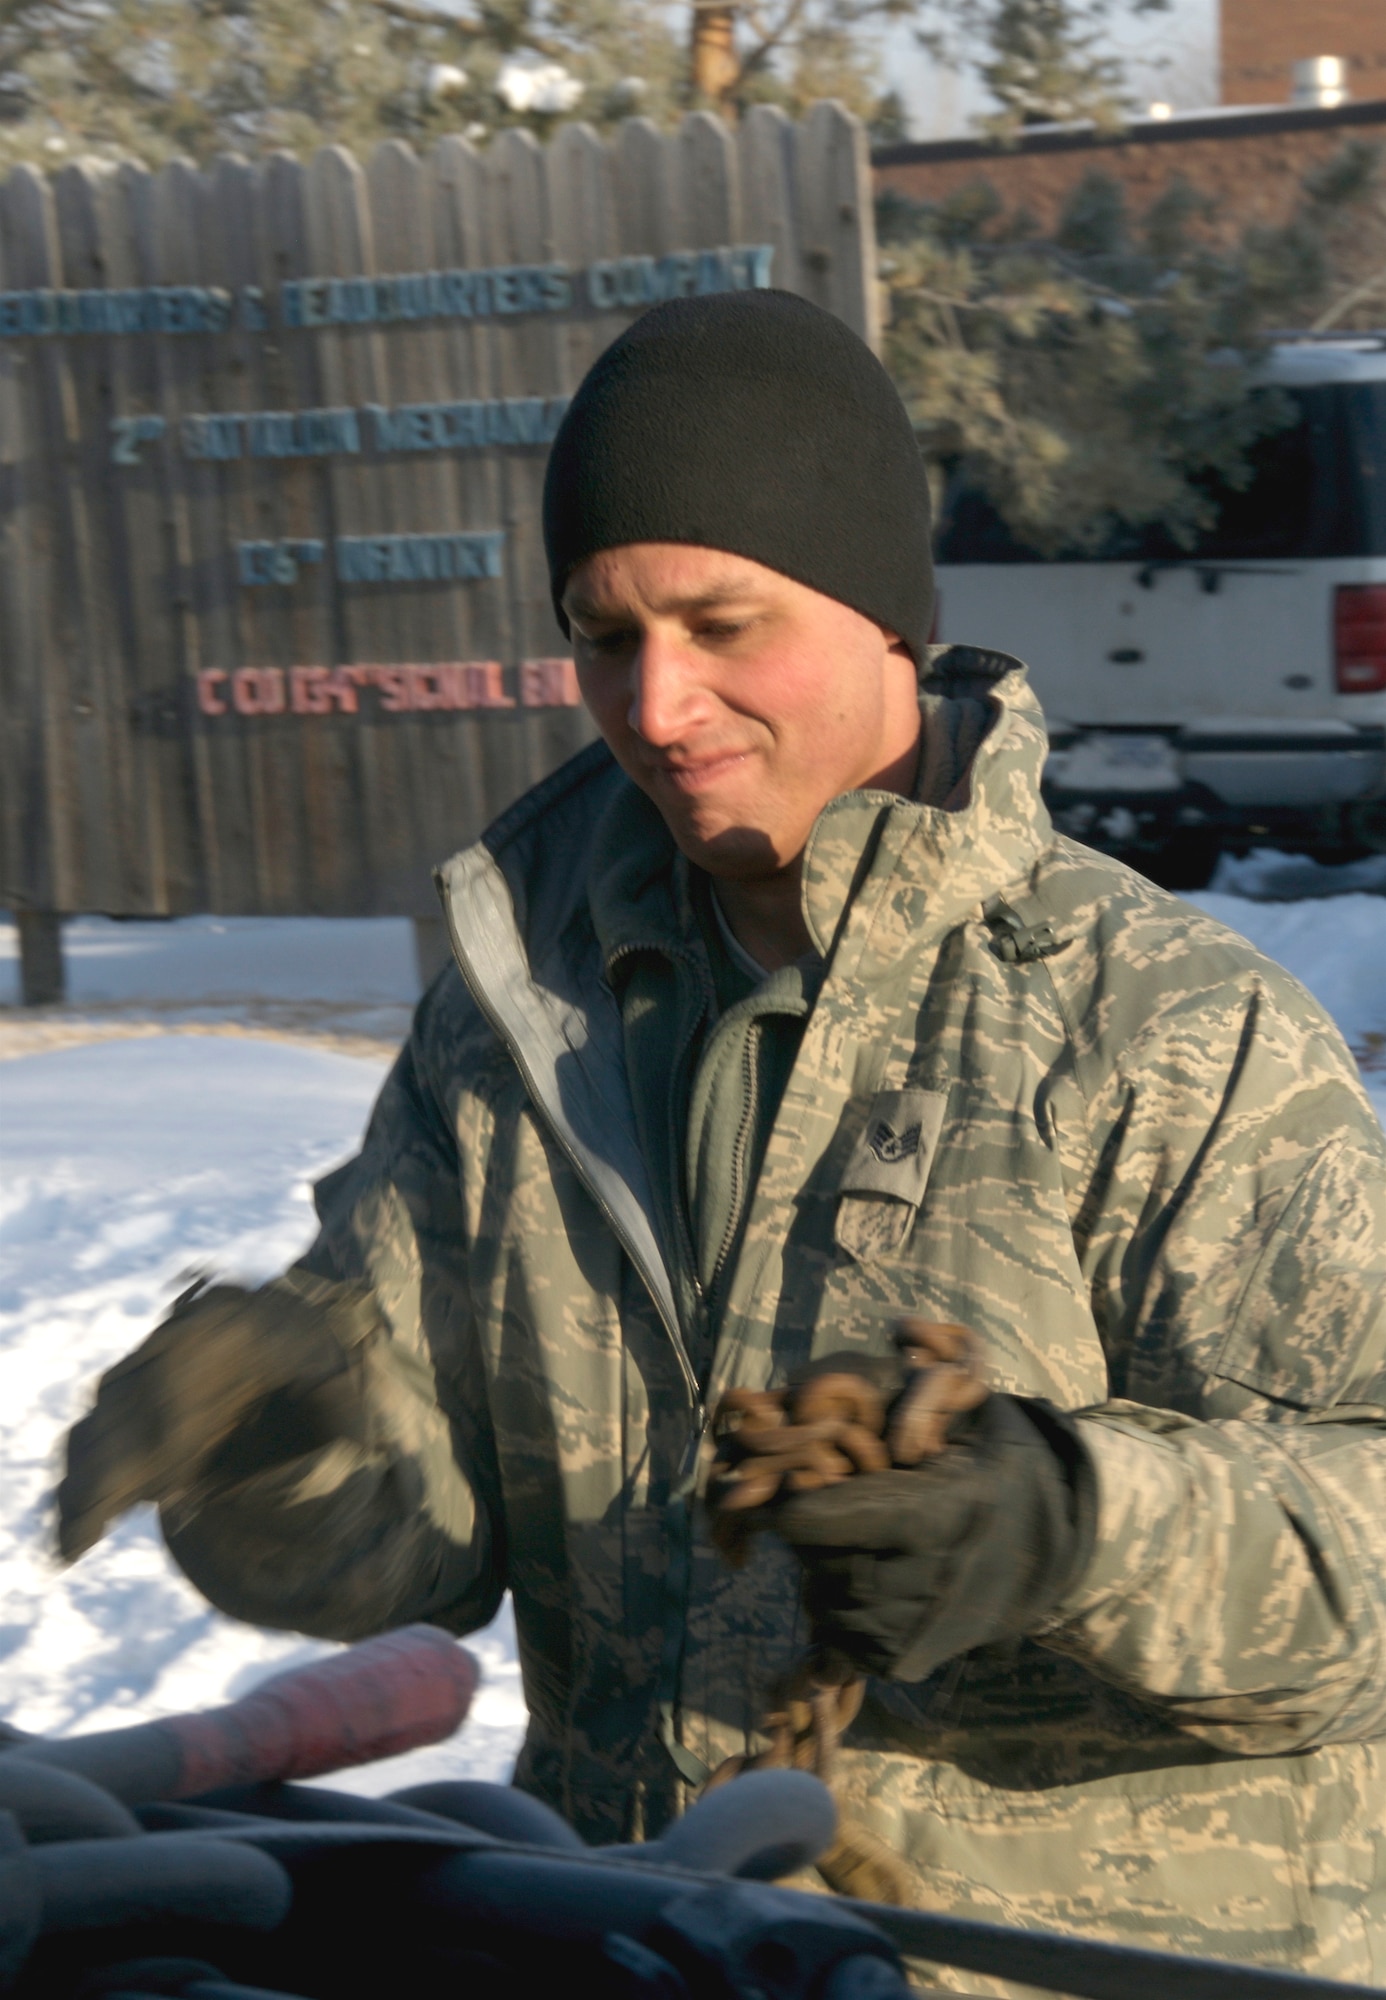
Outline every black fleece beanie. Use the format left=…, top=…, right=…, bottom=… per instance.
left=542, top=289, right=934, bottom=662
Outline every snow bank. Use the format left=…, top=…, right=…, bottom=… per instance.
left=0, top=914, right=420, bottom=1009
left=1192, top=847, right=1385, bottom=1057
left=1210, top=848, right=1386, bottom=904
left=1188, top=889, right=1386, bottom=1055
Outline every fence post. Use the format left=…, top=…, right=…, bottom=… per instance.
left=16, top=909, right=65, bottom=1005
left=793, top=101, right=880, bottom=352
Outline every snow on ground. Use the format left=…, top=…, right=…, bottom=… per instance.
left=1190, top=891, right=1386, bottom=1059
left=0, top=914, right=421, bottom=1057
left=0, top=913, right=421, bottom=1011
left=0, top=854, right=1381, bottom=1792
left=1195, top=848, right=1386, bottom=1061
left=0, top=1029, right=526, bottom=1789
left=1210, top=847, right=1386, bottom=904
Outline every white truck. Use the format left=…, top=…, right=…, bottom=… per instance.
left=932, top=333, right=1386, bottom=886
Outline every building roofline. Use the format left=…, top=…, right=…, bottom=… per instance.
left=872, top=94, right=1386, bottom=169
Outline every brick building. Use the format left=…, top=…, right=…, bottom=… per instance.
left=873, top=0, right=1386, bottom=248
left=1222, top=0, right=1386, bottom=108
left=872, top=97, right=1386, bottom=252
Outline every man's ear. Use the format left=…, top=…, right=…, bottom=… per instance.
left=882, top=628, right=913, bottom=661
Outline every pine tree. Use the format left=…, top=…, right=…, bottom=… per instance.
left=0, top=0, right=916, bottom=171
left=916, top=0, right=1169, bottom=135
left=879, top=143, right=1386, bottom=554
left=980, top=0, right=1126, bottom=127
left=0, top=0, right=687, bottom=172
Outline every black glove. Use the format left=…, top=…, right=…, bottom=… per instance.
left=768, top=1395, right=1096, bottom=1683
left=58, top=1273, right=382, bottom=1562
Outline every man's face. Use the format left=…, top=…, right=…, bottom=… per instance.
left=563, top=543, right=921, bottom=881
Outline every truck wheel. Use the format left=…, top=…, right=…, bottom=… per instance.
left=1141, top=829, right=1219, bottom=892
left=1349, top=802, right=1386, bottom=855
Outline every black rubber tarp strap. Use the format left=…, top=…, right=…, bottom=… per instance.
left=410, top=1841, right=1385, bottom=2000
left=845, top=1899, right=1385, bottom=2000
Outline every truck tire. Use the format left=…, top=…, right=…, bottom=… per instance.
left=1138, top=829, right=1219, bottom=892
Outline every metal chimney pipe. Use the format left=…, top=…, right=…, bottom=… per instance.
left=1291, top=56, right=1349, bottom=107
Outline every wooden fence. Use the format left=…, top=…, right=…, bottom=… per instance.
left=0, top=102, right=877, bottom=971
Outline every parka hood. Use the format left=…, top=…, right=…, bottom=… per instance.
left=507, top=645, right=1052, bottom=994
left=799, top=651, right=1052, bottom=972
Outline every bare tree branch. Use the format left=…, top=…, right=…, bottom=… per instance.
left=1312, top=263, right=1386, bottom=332
left=732, top=0, right=810, bottom=88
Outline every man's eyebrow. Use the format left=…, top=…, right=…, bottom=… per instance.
left=565, top=577, right=766, bottom=619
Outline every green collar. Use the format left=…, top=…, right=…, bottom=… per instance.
left=586, top=778, right=695, bottom=982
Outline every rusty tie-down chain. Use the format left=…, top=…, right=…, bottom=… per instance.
left=702, top=1319, right=989, bottom=1904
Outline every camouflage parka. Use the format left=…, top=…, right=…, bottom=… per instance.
left=165, top=649, right=1386, bottom=1985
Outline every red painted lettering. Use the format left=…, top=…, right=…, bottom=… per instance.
left=231, top=666, right=286, bottom=715
left=198, top=669, right=228, bottom=716
left=230, top=667, right=260, bottom=715
left=290, top=665, right=332, bottom=715
left=519, top=657, right=579, bottom=707
left=438, top=663, right=470, bottom=709
left=336, top=667, right=364, bottom=712
left=463, top=661, right=514, bottom=709
left=410, top=665, right=449, bottom=711
left=373, top=666, right=411, bottom=713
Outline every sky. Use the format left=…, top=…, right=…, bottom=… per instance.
left=882, top=0, right=1221, bottom=140
left=428, top=1, right=1222, bottom=144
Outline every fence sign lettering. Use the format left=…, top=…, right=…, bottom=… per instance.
left=0, top=106, right=876, bottom=922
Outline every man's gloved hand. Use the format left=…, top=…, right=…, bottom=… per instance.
left=57, top=1273, right=383, bottom=1562
left=704, top=1320, right=1098, bottom=1683
left=771, top=1394, right=1096, bottom=1683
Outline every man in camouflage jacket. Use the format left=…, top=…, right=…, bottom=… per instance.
left=59, top=293, right=1386, bottom=1983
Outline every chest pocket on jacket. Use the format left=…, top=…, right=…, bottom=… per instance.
left=1213, top=1136, right=1386, bottom=1409
left=834, top=1088, right=948, bottom=1263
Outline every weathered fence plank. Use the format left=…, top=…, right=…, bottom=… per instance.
left=538, top=121, right=617, bottom=778
left=210, top=150, right=307, bottom=914
left=0, top=109, right=877, bottom=925
left=3, top=166, right=86, bottom=917
left=256, top=149, right=365, bottom=912
left=150, top=157, right=255, bottom=910
left=114, top=157, right=216, bottom=913
left=428, top=133, right=511, bottom=854
left=306, top=143, right=418, bottom=912
left=794, top=101, right=880, bottom=350
left=82, top=159, right=187, bottom=915
left=612, top=118, right=680, bottom=258
left=51, top=163, right=144, bottom=915
left=739, top=105, right=803, bottom=301
left=365, top=138, right=456, bottom=903
left=680, top=111, right=742, bottom=254
left=486, top=127, right=569, bottom=803
left=0, top=171, right=59, bottom=916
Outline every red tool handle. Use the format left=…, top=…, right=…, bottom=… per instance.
left=18, top=1625, right=479, bottom=1805
left=166, top=1624, right=480, bottom=1798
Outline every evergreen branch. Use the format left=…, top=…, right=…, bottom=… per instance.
left=1310, top=262, right=1386, bottom=331
left=366, top=0, right=521, bottom=34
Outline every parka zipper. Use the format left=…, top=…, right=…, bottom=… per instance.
left=707, top=1019, right=762, bottom=1320
left=606, top=936, right=715, bottom=1331
left=443, top=874, right=717, bottom=1787
left=442, top=903, right=702, bottom=1417
left=575, top=936, right=719, bottom=1789
left=668, top=949, right=715, bottom=1322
